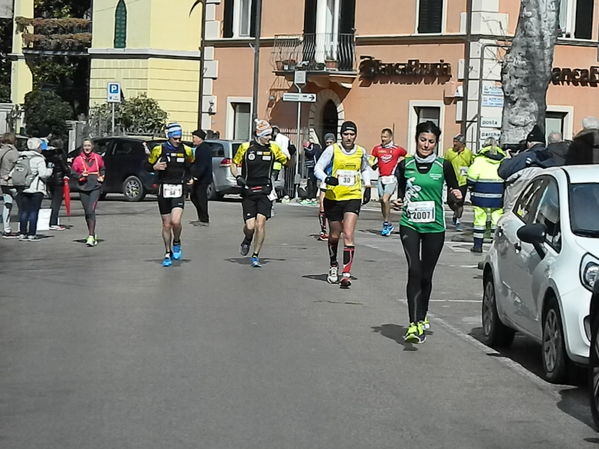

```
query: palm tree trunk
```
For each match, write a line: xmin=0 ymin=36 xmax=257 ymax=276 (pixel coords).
xmin=501 ymin=0 xmax=560 ymax=144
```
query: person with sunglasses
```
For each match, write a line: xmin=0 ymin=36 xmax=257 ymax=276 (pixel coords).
xmin=314 ymin=121 xmax=372 ymax=288
xmin=145 ymin=123 xmax=194 ymax=267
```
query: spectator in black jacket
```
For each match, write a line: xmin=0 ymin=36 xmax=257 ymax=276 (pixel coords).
xmin=43 ymin=138 xmax=70 ymax=231
xmin=190 ymin=129 xmax=212 ymax=225
xmin=303 ymin=139 xmax=322 ymax=200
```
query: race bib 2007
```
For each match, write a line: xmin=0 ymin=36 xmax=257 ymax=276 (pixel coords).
xmin=407 ymin=200 xmax=435 ymax=223
xmin=163 ymin=184 xmax=183 ymax=198
xmin=337 ymin=169 xmax=357 ymax=186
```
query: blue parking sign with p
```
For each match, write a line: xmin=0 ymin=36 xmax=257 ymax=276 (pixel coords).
xmin=107 ymin=82 xmax=121 ymax=103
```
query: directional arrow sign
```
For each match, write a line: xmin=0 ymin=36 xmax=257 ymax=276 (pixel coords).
xmin=283 ymin=93 xmax=317 ymax=103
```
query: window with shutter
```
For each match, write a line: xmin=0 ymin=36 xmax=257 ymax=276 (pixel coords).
xmin=574 ymin=0 xmax=593 ymax=39
xmin=114 ymin=0 xmax=127 ymax=48
xmin=223 ymin=0 xmax=234 ymax=38
xmin=417 ymin=0 xmax=443 ymax=34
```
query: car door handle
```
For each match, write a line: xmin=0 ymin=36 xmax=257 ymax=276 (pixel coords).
xmin=514 ymin=241 xmax=522 ymax=252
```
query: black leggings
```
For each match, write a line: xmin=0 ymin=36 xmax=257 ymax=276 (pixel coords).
xmin=80 ymin=189 xmax=100 ymax=235
xmin=400 ymin=227 xmax=445 ymax=323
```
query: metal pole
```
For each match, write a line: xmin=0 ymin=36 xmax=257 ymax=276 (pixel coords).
xmin=251 ymin=0 xmax=263 ymax=125
xmin=461 ymin=0 xmax=473 ymax=139
xmin=197 ymin=0 xmax=207 ymax=129
xmin=295 ymin=87 xmax=302 ymax=198
xmin=111 ymin=102 xmax=115 ymax=135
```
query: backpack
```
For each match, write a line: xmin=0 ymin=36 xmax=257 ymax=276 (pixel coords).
xmin=10 ymin=154 xmax=35 ymax=188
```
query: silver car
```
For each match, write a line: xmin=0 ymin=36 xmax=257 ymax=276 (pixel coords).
xmin=205 ymin=139 xmax=285 ymax=200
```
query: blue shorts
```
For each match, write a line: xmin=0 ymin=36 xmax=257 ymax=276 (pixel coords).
xmin=377 ymin=178 xmax=397 ymax=197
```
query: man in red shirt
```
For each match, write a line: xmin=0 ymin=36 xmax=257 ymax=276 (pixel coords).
xmin=370 ymin=128 xmax=407 ymax=236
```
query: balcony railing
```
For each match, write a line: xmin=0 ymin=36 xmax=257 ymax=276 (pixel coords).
xmin=272 ymin=33 xmax=356 ymax=73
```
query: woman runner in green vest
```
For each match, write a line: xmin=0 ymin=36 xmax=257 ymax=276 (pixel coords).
xmin=394 ymin=121 xmax=462 ymax=344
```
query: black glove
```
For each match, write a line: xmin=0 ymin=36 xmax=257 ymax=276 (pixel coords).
xmin=236 ymin=176 xmax=247 ymax=188
xmin=362 ymin=188 xmax=371 ymax=205
xmin=324 ymin=176 xmax=339 ymax=186
xmin=371 ymin=162 xmax=379 ymax=170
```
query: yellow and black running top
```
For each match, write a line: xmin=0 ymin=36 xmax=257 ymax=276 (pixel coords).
xmin=233 ymin=141 xmax=288 ymax=187
xmin=146 ymin=142 xmax=194 ymax=184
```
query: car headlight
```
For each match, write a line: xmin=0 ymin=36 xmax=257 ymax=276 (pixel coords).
xmin=580 ymin=253 xmax=599 ymax=291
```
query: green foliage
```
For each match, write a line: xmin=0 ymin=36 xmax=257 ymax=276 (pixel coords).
xmin=0 ymin=19 xmax=12 ymax=102
xmin=34 ymin=0 xmax=91 ymax=19
xmin=89 ymin=94 xmax=168 ymax=136
xmin=24 ymin=89 xmax=73 ymax=137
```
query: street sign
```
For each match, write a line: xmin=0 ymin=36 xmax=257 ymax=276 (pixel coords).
xmin=294 ymin=71 xmax=307 ymax=86
xmin=480 ymin=128 xmax=502 ymax=140
xmin=482 ymin=85 xmax=503 ymax=96
xmin=481 ymin=117 xmax=502 ymax=128
xmin=481 ymin=95 xmax=504 ymax=108
xmin=283 ymin=93 xmax=317 ymax=103
xmin=107 ymin=82 xmax=122 ymax=103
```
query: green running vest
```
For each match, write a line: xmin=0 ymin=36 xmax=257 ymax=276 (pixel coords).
xmin=400 ymin=157 xmax=446 ymax=233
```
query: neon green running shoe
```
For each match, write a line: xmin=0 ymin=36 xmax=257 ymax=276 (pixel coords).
xmin=416 ymin=321 xmax=427 ymax=343
xmin=404 ymin=323 xmax=420 ymax=343
xmin=422 ymin=317 xmax=430 ymax=330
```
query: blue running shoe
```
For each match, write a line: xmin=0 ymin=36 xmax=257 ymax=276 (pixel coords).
xmin=162 ymin=254 xmax=172 ymax=267
xmin=172 ymin=243 xmax=182 ymax=260
xmin=380 ymin=222 xmax=388 ymax=236
xmin=250 ymin=255 xmax=261 ymax=268
xmin=386 ymin=224 xmax=395 ymax=235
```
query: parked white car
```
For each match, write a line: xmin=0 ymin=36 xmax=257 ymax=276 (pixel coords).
xmin=481 ymin=166 xmax=599 ymax=382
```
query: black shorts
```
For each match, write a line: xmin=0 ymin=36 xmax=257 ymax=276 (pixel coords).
xmin=158 ymin=193 xmax=185 ymax=215
xmin=242 ymin=194 xmax=272 ymax=221
xmin=323 ymin=198 xmax=361 ymax=222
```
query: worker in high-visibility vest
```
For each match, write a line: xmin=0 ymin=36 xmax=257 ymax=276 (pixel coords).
xmin=467 ymin=138 xmax=507 ymax=253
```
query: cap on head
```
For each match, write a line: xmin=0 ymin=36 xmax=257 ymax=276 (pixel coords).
xmin=192 ymin=129 xmax=207 ymax=140
xmin=340 ymin=121 xmax=357 ymax=135
xmin=526 ymin=124 xmax=546 ymax=144
xmin=324 ymin=133 xmax=336 ymax=142
xmin=453 ymin=134 xmax=466 ymax=144
xmin=27 ymin=137 xmax=42 ymax=151
xmin=166 ymin=123 xmax=183 ymax=139
xmin=255 ymin=119 xmax=272 ymax=137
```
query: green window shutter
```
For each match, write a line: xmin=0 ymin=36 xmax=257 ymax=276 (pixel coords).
xmin=114 ymin=0 xmax=127 ymax=48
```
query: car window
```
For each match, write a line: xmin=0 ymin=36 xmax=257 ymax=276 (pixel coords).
xmin=570 ymin=183 xmax=599 ymax=237
xmin=114 ymin=141 xmax=143 ymax=157
xmin=532 ymin=178 xmax=561 ymax=252
xmin=209 ymin=143 xmax=225 ymax=158
xmin=94 ymin=140 xmax=111 ymax=157
xmin=514 ymin=178 xmax=546 ymax=224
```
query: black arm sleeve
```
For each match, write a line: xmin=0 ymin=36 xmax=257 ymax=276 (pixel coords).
xmin=443 ymin=160 xmax=459 ymax=190
xmin=395 ymin=159 xmax=407 ymax=198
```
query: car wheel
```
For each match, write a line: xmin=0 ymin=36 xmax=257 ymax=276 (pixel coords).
xmin=123 ymin=176 xmax=145 ymax=202
xmin=481 ymin=273 xmax=515 ymax=347
xmin=99 ymin=192 xmax=107 ymax=201
xmin=542 ymin=297 xmax=569 ymax=383
xmin=206 ymin=181 xmax=217 ymax=200
xmin=590 ymin=313 xmax=599 ymax=430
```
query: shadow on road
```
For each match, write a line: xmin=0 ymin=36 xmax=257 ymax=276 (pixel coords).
xmin=557 ymin=386 xmax=595 ymax=431
xmin=372 ymin=323 xmax=419 ymax=352
xmin=302 ymin=274 xmax=358 ymax=283
xmin=225 ymin=257 xmax=286 ymax=266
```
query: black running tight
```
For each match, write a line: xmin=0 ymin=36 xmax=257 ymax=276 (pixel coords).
xmin=400 ymin=227 xmax=445 ymax=323
xmin=80 ymin=189 xmax=101 ymax=235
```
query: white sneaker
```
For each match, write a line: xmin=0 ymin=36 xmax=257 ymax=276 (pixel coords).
xmin=327 ymin=265 xmax=339 ymax=284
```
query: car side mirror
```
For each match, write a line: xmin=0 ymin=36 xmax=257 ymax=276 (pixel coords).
xmin=517 ymin=223 xmax=547 ymax=258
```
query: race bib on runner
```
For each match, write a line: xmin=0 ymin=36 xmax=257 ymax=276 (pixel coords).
xmin=460 ymin=166 xmax=468 ymax=177
xmin=337 ymin=169 xmax=357 ymax=186
xmin=407 ymin=201 xmax=436 ymax=223
xmin=380 ymin=175 xmax=396 ymax=184
xmin=163 ymin=184 xmax=183 ymax=198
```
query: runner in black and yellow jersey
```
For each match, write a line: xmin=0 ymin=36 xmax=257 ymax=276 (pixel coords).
xmin=230 ymin=120 xmax=288 ymax=268
xmin=145 ymin=123 xmax=194 ymax=267
xmin=315 ymin=121 xmax=372 ymax=288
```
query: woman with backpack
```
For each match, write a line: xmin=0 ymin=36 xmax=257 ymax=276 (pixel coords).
xmin=72 ymin=139 xmax=105 ymax=247
xmin=17 ymin=138 xmax=53 ymax=241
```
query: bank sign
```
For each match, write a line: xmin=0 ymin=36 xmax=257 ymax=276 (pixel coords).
xmin=551 ymin=66 xmax=599 ymax=86
xmin=359 ymin=56 xmax=451 ymax=81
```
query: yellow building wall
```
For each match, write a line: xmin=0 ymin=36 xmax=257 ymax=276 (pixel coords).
xmin=90 ymin=0 xmax=203 ymax=132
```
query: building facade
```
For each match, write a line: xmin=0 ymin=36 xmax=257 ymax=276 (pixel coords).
xmin=202 ymin=0 xmax=599 ymax=153
xmin=89 ymin=0 xmax=204 ymax=132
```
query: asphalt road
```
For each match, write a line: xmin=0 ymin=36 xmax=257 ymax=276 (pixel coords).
xmin=1 ymin=196 xmax=597 ymax=448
